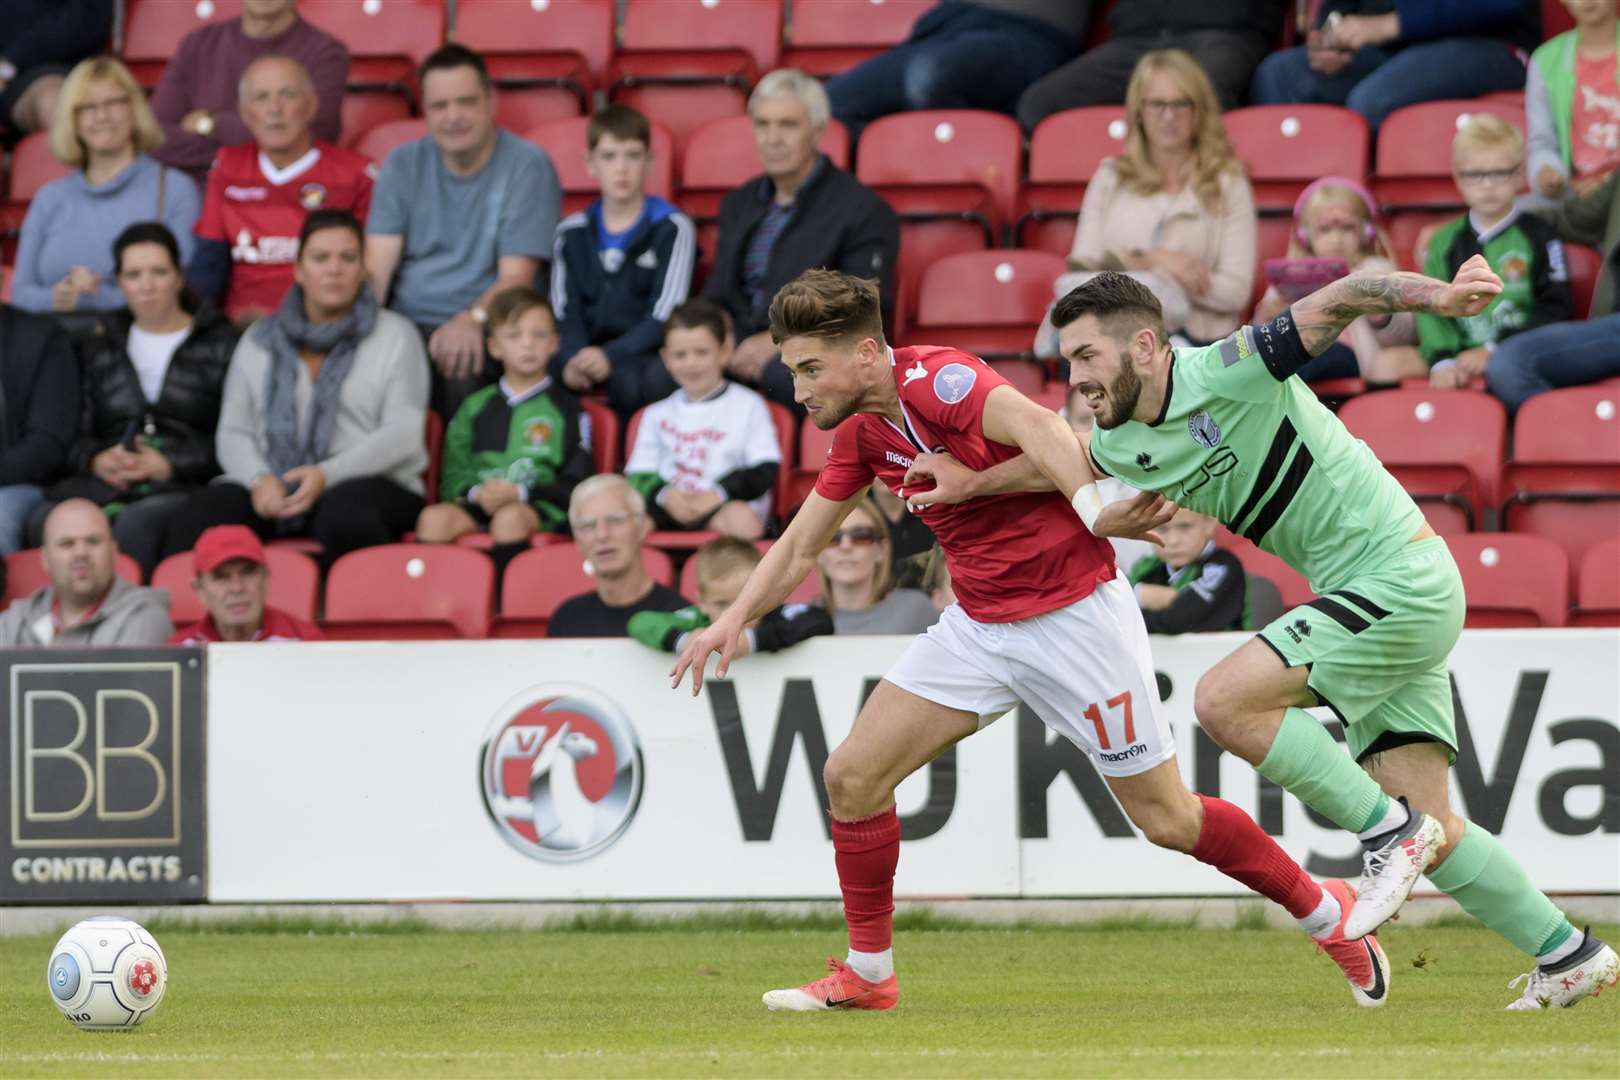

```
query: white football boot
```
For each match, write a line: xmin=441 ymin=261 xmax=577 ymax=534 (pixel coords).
xmin=1506 ymin=929 xmax=1620 ymax=1010
xmin=1343 ymin=798 xmax=1446 ymax=940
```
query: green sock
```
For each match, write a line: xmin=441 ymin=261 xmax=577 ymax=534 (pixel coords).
xmin=1424 ymin=821 xmax=1574 ymax=958
xmin=1256 ymin=708 xmax=1390 ymax=832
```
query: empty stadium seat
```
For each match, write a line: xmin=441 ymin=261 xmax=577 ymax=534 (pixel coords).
xmin=151 ymin=546 xmax=321 ymax=627
xmin=300 ymin=0 xmax=444 ymax=102
xmin=525 ymin=117 xmax=676 ymax=215
xmin=122 ymin=0 xmax=242 ymax=87
xmin=1501 ymin=385 xmax=1620 ymax=572
xmin=781 ymin=418 xmax=840 ymax=516
xmin=355 ymin=118 xmax=428 ymax=165
xmin=679 ymin=540 xmax=823 ymax=603
xmin=4 ymin=550 xmax=142 ymax=608
xmin=492 ymin=543 xmax=676 ymax=637
xmin=322 ymin=544 xmax=494 ymax=639
xmin=1016 ymin=106 xmax=1127 ymax=254
xmin=781 ymin=0 xmax=930 ymax=76
xmin=340 ymin=92 xmax=412 ymax=148
xmin=1373 ymin=99 xmax=1525 ymax=209
xmin=1338 ymin=388 xmax=1506 ymax=527
xmin=2 ymin=133 xmax=71 ymax=249
xmin=1215 ymin=528 xmax=1314 ymax=609
xmin=1571 ymin=535 xmax=1620 ymax=627
xmin=911 ymin=250 xmax=1065 ymax=360
xmin=455 ymin=0 xmax=614 ymax=131
xmin=678 ymin=115 xmax=849 ymax=221
xmin=1224 ymin=105 xmax=1370 ymax=212
xmin=1447 ymin=533 xmax=1568 ymax=628
xmin=580 ymin=397 xmax=622 ymax=473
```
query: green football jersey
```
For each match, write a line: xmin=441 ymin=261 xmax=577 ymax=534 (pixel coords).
xmin=1090 ymin=327 xmax=1425 ymax=595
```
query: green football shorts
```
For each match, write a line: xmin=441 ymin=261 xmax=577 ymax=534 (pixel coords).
xmin=1257 ymin=536 xmax=1466 ymax=762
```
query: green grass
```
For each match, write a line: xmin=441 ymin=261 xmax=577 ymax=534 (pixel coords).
xmin=1 ymin=917 xmax=1616 ymax=1078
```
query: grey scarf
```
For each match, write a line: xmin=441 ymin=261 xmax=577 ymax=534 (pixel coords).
xmin=257 ymin=283 xmax=378 ymax=478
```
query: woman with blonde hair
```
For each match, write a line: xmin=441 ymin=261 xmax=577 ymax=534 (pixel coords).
xmin=1037 ymin=49 xmax=1256 ymax=353
xmin=12 ymin=57 xmax=200 ymax=316
xmin=817 ymin=493 xmax=938 ymax=636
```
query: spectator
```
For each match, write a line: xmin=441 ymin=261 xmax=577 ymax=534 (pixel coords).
xmin=1062 ymin=384 xmax=1154 ymax=576
xmin=0 ymin=279 xmax=80 ymax=554
xmin=704 ymin=69 xmax=899 ymax=411
xmin=628 ymin=536 xmax=832 ymax=655
xmin=1127 ymin=506 xmax=1246 ymax=634
xmin=12 ymin=58 xmax=201 ymax=318
xmin=1423 ymin=115 xmax=1573 ymax=389
xmin=1491 ymin=172 xmax=1620 ymax=412
xmin=1528 ymin=0 xmax=1620 ymax=206
xmin=415 ymin=287 xmax=591 ymax=573
xmin=39 ymin=224 xmax=238 ymax=577
xmin=551 ymin=104 xmax=695 ymax=417
xmin=1017 ymin=0 xmax=1281 ymax=131
xmin=547 ymin=474 xmax=688 ymax=638
xmin=188 ymin=54 xmax=375 ymax=327
xmin=827 ymin=1 xmax=1087 ymax=141
xmin=167 ymin=525 xmax=322 ymax=643
xmin=867 ymin=480 xmax=937 ymax=588
xmin=367 ymin=45 xmax=561 ymax=419
xmin=160 ymin=209 xmax=429 ymax=563
xmin=817 ymin=496 xmax=939 ymax=635
xmin=1252 ymin=178 xmax=1423 ymax=382
xmin=0 ymin=499 xmax=171 ymax=646
xmin=1036 ymin=49 xmax=1255 ymax=353
xmin=1250 ymin=0 xmax=1538 ymax=132
xmin=0 ymin=1 xmax=112 ymax=135
xmin=151 ymin=0 xmax=347 ymax=180
xmin=625 ymin=300 xmax=780 ymax=541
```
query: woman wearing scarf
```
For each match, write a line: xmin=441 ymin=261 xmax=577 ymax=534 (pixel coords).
xmin=158 ymin=209 xmax=428 ymax=564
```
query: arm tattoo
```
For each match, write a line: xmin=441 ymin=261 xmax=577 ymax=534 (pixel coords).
xmin=1294 ymin=270 xmax=1444 ymax=356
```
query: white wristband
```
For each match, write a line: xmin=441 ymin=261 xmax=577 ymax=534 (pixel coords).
xmin=1070 ymin=483 xmax=1103 ymax=532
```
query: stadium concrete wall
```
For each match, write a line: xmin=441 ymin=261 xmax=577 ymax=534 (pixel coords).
xmin=201 ymin=631 xmax=1619 ymax=902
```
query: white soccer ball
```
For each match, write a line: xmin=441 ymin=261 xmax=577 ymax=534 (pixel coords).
xmin=46 ymin=917 xmax=167 ymax=1030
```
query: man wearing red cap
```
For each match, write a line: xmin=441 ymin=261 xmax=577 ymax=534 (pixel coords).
xmin=168 ymin=525 xmax=322 ymax=644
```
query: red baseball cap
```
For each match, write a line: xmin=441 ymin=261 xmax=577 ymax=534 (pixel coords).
xmin=193 ymin=526 xmax=268 ymax=576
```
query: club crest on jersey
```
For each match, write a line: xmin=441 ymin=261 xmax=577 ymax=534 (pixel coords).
xmin=297 ymin=182 xmax=328 ymax=209
xmin=1187 ymin=410 xmax=1222 ymax=449
xmin=933 ymin=362 xmax=976 ymax=404
xmin=525 ymin=418 xmax=554 ymax=446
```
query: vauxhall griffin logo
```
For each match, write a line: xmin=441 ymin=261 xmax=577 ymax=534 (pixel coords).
xmin=478 ymin=685 xmax=644 ymax=862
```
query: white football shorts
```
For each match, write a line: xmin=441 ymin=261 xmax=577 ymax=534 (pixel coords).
xmin=884 ymin=576 xmax=1174 ymax=778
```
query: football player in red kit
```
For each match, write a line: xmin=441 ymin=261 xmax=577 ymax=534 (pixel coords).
xmin=673 ymin=270 xmax=1392 ymax=1012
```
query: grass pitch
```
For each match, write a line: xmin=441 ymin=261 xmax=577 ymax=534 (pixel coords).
xmin=0 ymin=912 xmax=1616 ymax=1078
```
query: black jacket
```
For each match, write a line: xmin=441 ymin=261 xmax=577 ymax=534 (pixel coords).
xmin=71 ymin=308 xmax=239 ymax=484
xmin=1128 ymin=545 xmax=1247 ymax=635
xmin=704 ymin=157 xmax=900 ymax=340
xmin=0 ymin=304 xmax=80 ymax=486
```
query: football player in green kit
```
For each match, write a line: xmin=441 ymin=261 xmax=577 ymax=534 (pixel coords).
xmin=903 ymin=255 xmax=1618 ymax=1010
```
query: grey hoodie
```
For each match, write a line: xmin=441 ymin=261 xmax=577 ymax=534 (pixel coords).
xmin=0 ymin=576 xmax=173 ymax=647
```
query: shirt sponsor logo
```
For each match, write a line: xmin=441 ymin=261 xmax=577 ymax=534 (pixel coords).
xmin=231 ymin=229 xmax=297 ymax=265
xmin=1187 ymin=410 xmax=1222 ymax=449
xmin=933 ymin=362 xmax=976 ymax=404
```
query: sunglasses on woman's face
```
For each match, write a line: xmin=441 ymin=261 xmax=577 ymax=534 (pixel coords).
xmin=830 ymin=527 xmax=882 ymax=547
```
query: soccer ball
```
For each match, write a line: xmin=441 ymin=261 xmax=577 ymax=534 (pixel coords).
xmin=46 ymin=916 xmax=167 ymax=1030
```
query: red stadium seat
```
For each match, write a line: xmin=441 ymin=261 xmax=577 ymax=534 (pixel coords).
xmin=609 ymin=0 xmax=783 ymax=153
xmin=1373 ymin=99 xmax=1525 ymax=209
xmin=354 ymin=118 xmax=428 ymax=165
xmin=455 ymin=0 xmax=614 ymax=130
xmin=122 ymin=0 xmax=242 ymax=88
xmin=782 ymin=418 xmax=840 ymax=517
xmin=1016 ymin=107 xmax=1127 ymax=254
xmin=322 ymin=544 xmax=494 ymax=639
xmin=1542 ymin=0 xmax=1576 ymax=37
xmin=1224 ymin=105 xmax=1370 ymax=213
xmin=492 ymin=543 xmax=676 ymax=637
xmin=678 ymin=115 xmax=849 ymax=222
xmin=1501 ymin=385 xmax=1620 ymax=572
xmin=4 ymin=550 xmax=142 ymax=608
xmin=1571 ymin=535 xmax=1620 ymax=627
xmin=524 ymin=117 xmax=676 ymax=215
xmin=679 ymin=540 xmax=823 ymax=603
xmin=781 ymin=0 xmax=930 ymax=76
xmin=152 ymin=546 xmax=321 ymax=626
xmin=1215 ymin=528 xmax=1314 ymax=609
xmin=423 ymin=409 xmax=444 ymax=503
xmin=2 ymin=133 xmax=71 ymax=249
xmin=912 ymin=250 xmax=1065 ymax=359
xmin=1338 ymin=388 xmax=1506 ymax=527
xmin=1565 ymin=242 xmax=1601 ymax=320
xmin=580 ymin=396 xmax=622 ymax=473
xmin=299 ymin=0 xmax=444 ymax=101
xmin=1448 ymin=533 xmax=1569 ymax=628
xmin=340 ymin=92 xmax=412 ymax=148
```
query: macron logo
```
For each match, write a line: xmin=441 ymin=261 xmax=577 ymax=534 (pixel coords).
xmin=903 ymin=362 xmax=927 ymax=386
xmin=884 ymin=450 xmax=914 ymax=469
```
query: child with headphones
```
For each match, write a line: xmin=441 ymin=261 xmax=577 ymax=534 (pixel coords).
xmin=1255 ymin=177 xmax=1424 ymax=384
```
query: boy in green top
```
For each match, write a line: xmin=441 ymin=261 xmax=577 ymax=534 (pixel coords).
xmin=904 ymin=260 xmax=1617 ymax=1009
xmin=415 ymin=287 xmax=593 ymax=573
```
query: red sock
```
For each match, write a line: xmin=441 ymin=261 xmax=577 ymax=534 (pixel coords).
xmin=831 ymin=806 xmax=900 ymax=953
xmin=1190 ymin=794 xmax=1322 ymax=919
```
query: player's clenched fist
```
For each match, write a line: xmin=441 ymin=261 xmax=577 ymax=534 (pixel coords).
xmin=902 ymin=452 xmax=974 ymax=510
xmin=1433 ymin=253 xmax=1504 ymax=318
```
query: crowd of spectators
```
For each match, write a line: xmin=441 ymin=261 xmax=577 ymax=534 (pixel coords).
xmin=0 ymin=1 xmax=1613 ymax=646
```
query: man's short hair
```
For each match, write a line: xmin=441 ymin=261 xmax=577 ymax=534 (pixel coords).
xmin=238 ymin=52 xmax=314 ymax=104
xmin=694 ymin=537 xmax=762 ymax=588
xmin=587 ymin=103 xmax=650 ymax=150
xmin=568 ymin=473 xmax=645 ymax=525
xmin=749 ymin=68 xmax=830 ymax=129
xmin=486 ymin=285 xmax=553 ymax=331
xmin=1050 ymin=271 xmax=1167 ymax=346
xmin=768 ymin=269 xmax=885 ymax=347
xmin=418 ymin=43 xmax=491 ymax=93
xmin=298 ymin=208 xmax=363 ymax=257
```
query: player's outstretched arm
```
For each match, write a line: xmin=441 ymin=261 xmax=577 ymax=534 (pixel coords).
xmin=670 ymin=488 xmax=861 ymax=696
xmin=1291 ymin=252 xmax=1503 ymax=356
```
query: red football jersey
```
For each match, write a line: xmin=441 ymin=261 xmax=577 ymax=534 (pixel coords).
xmin=815 ymin=346 xmax=1115 ymax=623
xmin=195 ymin=141 xmax=375 ymax=321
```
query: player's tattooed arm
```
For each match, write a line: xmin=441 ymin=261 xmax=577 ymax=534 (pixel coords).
xmin=1291 ymin=253 xmax=1504 ymax=356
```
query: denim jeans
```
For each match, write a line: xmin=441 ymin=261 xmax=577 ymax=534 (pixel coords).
xmin=0 ymin=484 xmax=46 ymax=555
xmin=1249 ymin=37 xmax=1526 ymax=130
xmin=1485 ymin=315 xmax=1620 ymax=415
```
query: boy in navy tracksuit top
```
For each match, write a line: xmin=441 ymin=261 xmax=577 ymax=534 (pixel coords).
xmin=550 ymin=104 xmax=697 ymax=418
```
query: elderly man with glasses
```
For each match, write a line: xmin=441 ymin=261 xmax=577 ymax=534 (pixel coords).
xmin=547 ymin=474 xmax=689 ymax=638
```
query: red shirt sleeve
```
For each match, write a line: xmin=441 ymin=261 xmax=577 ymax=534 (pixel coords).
xmin=899 ymin=350 xmax=1009 ymax=437
xmin=194 ymin=165 xmax=227 ymax=242
xmin=812 ymin=419 xmax=874 ymax=502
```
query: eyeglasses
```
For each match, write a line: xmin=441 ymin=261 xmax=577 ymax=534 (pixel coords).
xmin=1456 ymin=164 xmax=1522 ymax=186
xmin=1142 ymin=98 xmax=1195 ymax=116
xmin=573 ymin=512 xmax=636 ymax=535
xmin=830 ymin=527 xmax=882 ymax=548
xmin=75 ymin=96 xmax=131 ymax=117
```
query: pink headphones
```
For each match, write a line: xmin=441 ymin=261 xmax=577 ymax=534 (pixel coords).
xmin=1293 ymin=176 xmax=1381 ymax=249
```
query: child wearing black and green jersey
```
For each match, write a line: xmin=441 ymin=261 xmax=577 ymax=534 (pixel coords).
xmin=1127 ymin=506 xmax=1245 ymax=635
xmin=628 ymin=536 xmax=830 ymax=655
xmin=415 ymin=287 xmax=593 ymax=572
